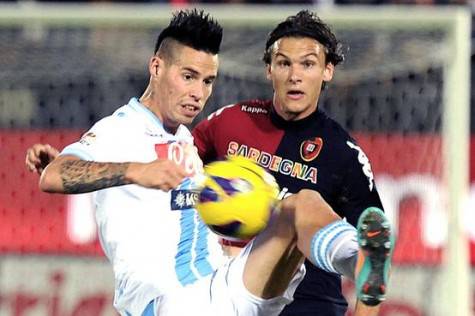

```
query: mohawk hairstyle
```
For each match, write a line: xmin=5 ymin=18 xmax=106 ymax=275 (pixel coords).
xmin=263 ymin=10 xmax=344 ymax=66
xmin=154 ymin=9 xmax=223 ymax=55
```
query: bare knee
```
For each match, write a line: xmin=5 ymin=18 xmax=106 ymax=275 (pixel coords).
xmin=281 ymin=189 xmax=341 ymax=231
xmin=295 ymin=189 xmax=325 ymax=209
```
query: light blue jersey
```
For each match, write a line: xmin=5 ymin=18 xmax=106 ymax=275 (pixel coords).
xmin=62 ymin=98 xmax=225 ymax=316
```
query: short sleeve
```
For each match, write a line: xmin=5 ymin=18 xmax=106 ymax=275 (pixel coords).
xmin=61 ymin=116 xmax=127 ymax=162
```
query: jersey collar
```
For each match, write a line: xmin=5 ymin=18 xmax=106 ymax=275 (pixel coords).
xmin=127 ymin=97 xmax=165 ymax=129
xmin=270 ymin=104 xmax=325 ymax=129
xmin=127 ymin=97 xmax=190 ymax=137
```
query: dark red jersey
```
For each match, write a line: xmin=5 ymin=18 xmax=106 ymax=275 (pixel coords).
xmin=193 ymin=99 xmax=384 ymax=316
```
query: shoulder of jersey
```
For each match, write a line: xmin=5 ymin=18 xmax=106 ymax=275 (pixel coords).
xmin=207 ymin=99 xmax=271 ymax=121
xmin=320 ymin=113 xmax=363 ymax=162
xmin=90 ymin=106 xmax=142 ymax=134
xmin=319 ymin=111 xmax=352 ymax=142
xmin=237 ymin=99 xmax=272 ymax=115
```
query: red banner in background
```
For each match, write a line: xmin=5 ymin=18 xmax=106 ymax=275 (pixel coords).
xmin=1 ymin=130 xmax=474 ymax=264
xmin=0 ymin=131 xmax=102 ymax=256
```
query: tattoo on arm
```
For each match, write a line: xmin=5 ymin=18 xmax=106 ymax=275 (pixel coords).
xmin=60 ymin=160 xmax=131 ymax=194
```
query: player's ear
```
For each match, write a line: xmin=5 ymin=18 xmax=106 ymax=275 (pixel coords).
xmin=265 ymin=64 xmax=272 ymax=81
xmin=149 ymin=56 xmax=162 ymax=77
xmin=323 ymin=62 xmax=334 ymax=82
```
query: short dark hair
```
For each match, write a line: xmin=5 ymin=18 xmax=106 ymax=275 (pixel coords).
xmin=154 ymin=9 xmax=223 ymax=55
xmin=263 ymin=10 xmax=344 ymax=66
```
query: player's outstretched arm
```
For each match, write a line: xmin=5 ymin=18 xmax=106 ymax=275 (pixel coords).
xmin=25 ymin=144 xmax=59 ymax=174
xmin=39 ymin=155 xmax=187 ymax=194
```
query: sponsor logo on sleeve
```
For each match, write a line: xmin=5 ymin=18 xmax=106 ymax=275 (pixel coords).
xmin=346 ymin=141 xmax=375 ymax=191
xmin=79 ymin=132 xmax=96 ymax=146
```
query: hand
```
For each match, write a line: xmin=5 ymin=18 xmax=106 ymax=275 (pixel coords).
xmin=25 ymin=144 xmax=60 ymax=174
xmin=127 ymin=159 xmax=188 ymax=192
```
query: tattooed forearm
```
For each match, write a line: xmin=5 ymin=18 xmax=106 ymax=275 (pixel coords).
xmin=60 ymin=160 xmax=131 ymax=194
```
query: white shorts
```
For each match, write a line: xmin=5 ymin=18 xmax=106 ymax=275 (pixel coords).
xmin=151 ymin=241 xmax=306 ymax=316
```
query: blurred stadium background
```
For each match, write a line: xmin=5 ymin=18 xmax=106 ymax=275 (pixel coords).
xmin=0 ymin=2 xmax=473 ymax=316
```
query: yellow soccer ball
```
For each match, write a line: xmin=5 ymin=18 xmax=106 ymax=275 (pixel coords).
xmin=196 ymin=156 xmax=279 ymax=241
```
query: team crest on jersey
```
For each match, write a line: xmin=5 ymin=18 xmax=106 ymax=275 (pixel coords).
xmin=300 ymin=137 xmax=323 ymax=162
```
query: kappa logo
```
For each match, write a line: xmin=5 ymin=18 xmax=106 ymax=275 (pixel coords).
xmin=300 ymin=137 xmax=323 ymax=162
xmin=241 ymin=105 xmax=268 ymax=114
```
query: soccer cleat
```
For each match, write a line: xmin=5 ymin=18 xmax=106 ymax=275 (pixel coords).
xmin=355 ymin=207 xmax=393 ymax=306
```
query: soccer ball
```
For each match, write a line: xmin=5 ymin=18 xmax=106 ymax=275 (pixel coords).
xmin=196 ymin=156 xmax=280 ymax=241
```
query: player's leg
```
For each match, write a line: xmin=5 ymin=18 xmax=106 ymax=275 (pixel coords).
xmin=243 ymin=189 xmax=392 ymax=305
xmin=209 ymin=239 xmax=306 ymax=316
xmin=309 ymin=205 xmax=392 ymax=306
xmin=243 ymin=189 xmax=340 ymax=298
xmin=241 ymin=202 xmax=305 ymax=299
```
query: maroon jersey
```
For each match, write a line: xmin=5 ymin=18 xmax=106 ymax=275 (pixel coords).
xmin=193 ymin=99 xmax=384 ymax=316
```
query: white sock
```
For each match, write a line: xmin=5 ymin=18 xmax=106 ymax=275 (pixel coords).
xmin=309 ymin=220 xmax=358 ymax=279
